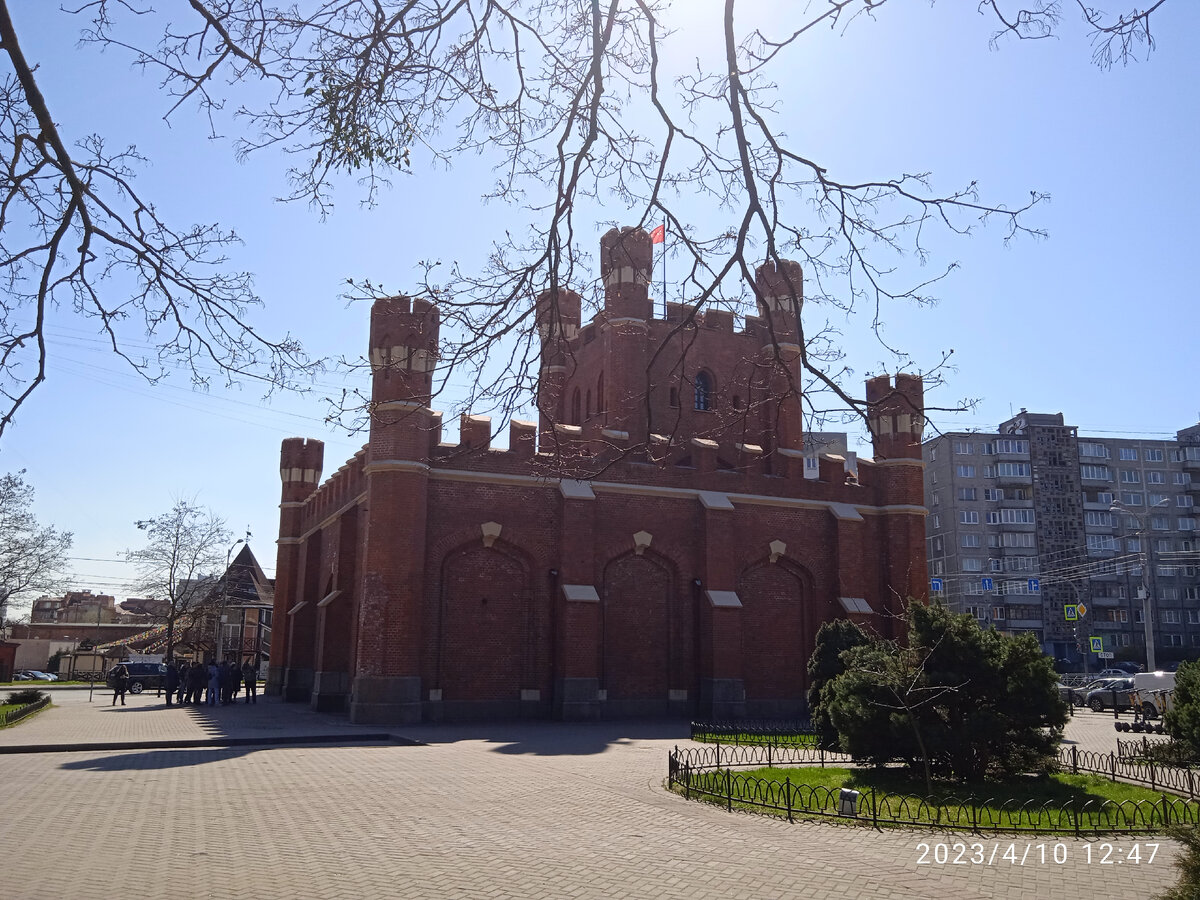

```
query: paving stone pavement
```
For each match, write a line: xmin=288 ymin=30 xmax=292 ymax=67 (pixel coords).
xmin=0 ymin=690 xmax=1186 ymax=899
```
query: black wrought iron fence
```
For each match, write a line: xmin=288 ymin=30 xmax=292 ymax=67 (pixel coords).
xmin=670 ymin=743 xmax=1200 ymax=834
xmin=690 ymin=720 xmax=817 ymax=742
xmin=1 ymin=694 xmax=50 ymax=726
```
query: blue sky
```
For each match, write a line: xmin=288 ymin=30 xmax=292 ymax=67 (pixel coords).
xmin=3 ymin=1 xmax=1198 ymax=609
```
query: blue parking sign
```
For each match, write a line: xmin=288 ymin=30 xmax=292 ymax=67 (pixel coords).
xmin=930 ymin=578 xmax=943 ymax=592
xmin=1028 ymin=578 xmax=1040 ymax=593
xmin=981 ymin=577 xmax=994 ymax=591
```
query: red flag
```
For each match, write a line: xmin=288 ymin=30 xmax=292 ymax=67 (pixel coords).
xmin=650 ymin=224 xmax=665 ymax=244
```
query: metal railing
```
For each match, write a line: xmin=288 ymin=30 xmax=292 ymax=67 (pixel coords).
xmin=1 ymin=694 xmax=50 ymax=726
xmin=669 ymin=742 xmax=1200 ymax=834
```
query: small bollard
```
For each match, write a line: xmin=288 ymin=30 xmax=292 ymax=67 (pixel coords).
xmin=839 ymin=788 xmax=860 ymax=817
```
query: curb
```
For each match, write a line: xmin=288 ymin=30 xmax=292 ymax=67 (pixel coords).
xmin=0 ymin=732 xmax=425 ymax=755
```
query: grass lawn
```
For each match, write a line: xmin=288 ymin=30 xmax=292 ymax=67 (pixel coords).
xmin=674 ymin=764 xmax=1195 ymax=832
xmin=0 ymin=697 xmax=50 ymax=727
xmin=693 ymin=732 xmax=819 ymax=748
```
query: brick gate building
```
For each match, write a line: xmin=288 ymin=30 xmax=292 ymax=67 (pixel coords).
xmin=270 ymin=227 xmax=928 ymax=724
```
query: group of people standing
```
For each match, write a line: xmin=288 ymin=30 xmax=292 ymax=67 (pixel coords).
xmin=164 ymin=659 xmax=259 ymax=708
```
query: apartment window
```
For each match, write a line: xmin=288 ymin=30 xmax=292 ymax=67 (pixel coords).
xmin=1164 ymin=610 xmax=1182 ymax=624
xmin=1087 ymin=534 xmax=1118 ymax=551
xmin=1146 ymin=471 xmax=1165 ymax=484
xmin=929 ymin=446 xmax=937 ymax=461
xmin=932 ymin=514 xmax=941 ymax=529
xmin=960 ymin=511 xmax=979 ymax=525
xmin=983 ymin=465 xmax=995 ymax=478
xmin=1179 ymin=495 xmax=1196 ymax=508
xmin=1122 ymin=493 xmax=1143 ymax=506
xmin=1005 ymin=556 xmax=1036 ymax=571
xmin=995 ymin=462 xmax=1031 ymax=477
xmin=990 ymin=558 xmax=1003 ymax=572
xmin=1119 ymin=633 xmax=1132 ymax=647
xmin=961 ymin=534 xmax=981 ymax=548
xmin=1000 ymin=509 xmax=1035 ymax=524
xmin=1158 ymin=565 xmax=1176 ymax=577
xmin=1080 ymin=442 xmax=1109 ymax=458
xmin=1148 ymin=494 xmax=1168 ymax=507
xmin=1080 ymin=465 xmax=1111 ymax=481
xmin=993 ymin=439 xmax=1028 ymax=454
xmin=1151 ymin=515 xmax=1170 ymax=530
xmin=956 ymin=465 xmax=976 ymax=478
xmin=986 ymin=511 xmax=1001 ymax=525
xmin=1167 ymin=634 xmax=1184 ymax=647
xmin=932 ymin=560 xmax=944 ymax=575
xmin=1161 ymin=588 xmax=1180 ymax=601
xmin=983 ymin=488 xmax=1003 ymax=501
xmin=1107 ymin=609 xmax=1129 ymax=624
xmin=1097 ymin=491 xmax=1115 ymax=505
xmin=991 ymin=607 xmax=1006 ymax=621
xmin=1178 ymin=517 xmax=1197 ymax=530
xmin=1085 ymin=511 xmax=1113 ymax=527
xmin=1124 ymin=516 xmax=1140 ymax=530
xmin=964 ymin=582 xmax=983 ymax=595
xmin=1145 ymin=448 xmax=1164 ymax=462
xmin=1120 ymin=470 xmax=1141 ymax=484
xmin=1120 ymin=448 xmax=1139 ymax=461
xmin=931 ymin=536 xmax=944 ymax=553
xmin=1185 ymin=587 xmax=1200 ymax=602
xmin=987 ymin=534 xmax=1001 ymax=548
xmin=962 ymin=558 xmax=983 ymax=572
xmin=1187 ymin=611 xmax=1200 ymax=626
xmin=1156 ymin=539 xmax=1171 ymax=552
xmin=957 ymin=487 xmax=977 ymax=501
xmin=953 ymin=441 xmax=974 ymax=455
xmin=1135 ymin=608 xmax=1146 ymax=625
xmin=1002 ymin=533 xmax=1036 ymax=548
xmin=1127 ymin=537 xmax=1142 ymax=552
xmin=1175 ymin=472 xmax=1192 ymax=485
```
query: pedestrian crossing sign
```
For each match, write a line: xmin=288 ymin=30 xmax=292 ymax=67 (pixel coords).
xmin=1064 ymin=605 xmax=1078 ymax=621
xmin=1089 ymin=636 xmax=1103 ymax=653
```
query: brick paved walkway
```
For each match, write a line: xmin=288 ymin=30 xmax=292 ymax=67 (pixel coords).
xmin=0 ymin=690 xmax=1185 ymax=899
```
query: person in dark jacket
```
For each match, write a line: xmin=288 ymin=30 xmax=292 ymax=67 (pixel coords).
xmin=164 ymin=660 xmax=180 ymax=708
xmin=188 ymin=661 xmax=207 ymax=705
xmin=241 ymin=660 xmax=258 ymax=704
xmin=110 ymin=665 xmax=129 ymax=706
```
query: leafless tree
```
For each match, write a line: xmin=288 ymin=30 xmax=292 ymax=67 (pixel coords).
xmin=59 ymin=1 xmax=1173 ymax=454
xmin=0 ymin=469 xmax=72 ymax=633
xmin=127 ymin=499 xmax=231 ymax=663
xmin=0 ymin=1 xmax=320 ymax=440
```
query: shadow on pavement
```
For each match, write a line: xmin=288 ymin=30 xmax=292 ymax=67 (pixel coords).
xmin=57 ymin=742 xmax=397 ymax=772
xmin=399 ymin=719 xmax=691 ymax=756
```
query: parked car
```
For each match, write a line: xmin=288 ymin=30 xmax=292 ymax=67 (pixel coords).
xmin=105 ymin=662 xmax=167 ymax=694
xmin=1095 ymin=667 xmax=1136 ymax=678
xmin=15 ymin=669 xmax=57 ymax=681
xmin=1085 ymin=678 xmax=1136 ymax=712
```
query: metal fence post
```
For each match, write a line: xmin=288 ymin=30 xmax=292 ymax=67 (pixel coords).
xmin=785 ymin=776 xmax=793 ymax=823
xmin=1189 ymin=768 xmax=1195 ymax=800
xmin=1072 ymin=746 xmax=1078 ymax=775
xmin=871 ymin=788 xmax=878 ymax=829
xmin=1150 ymin=758 xmax=1156 ymax=792
xmin=820 ymin=744 xmax=825 ymax=768
xmin=767 ymin=742 xmax=772 ymax=770
xmin=685 ymin=763 xmax=691 ymax=801
xmin=1111 ymin=752 xmax=1117 ymax=783
xmin=726 ymin=768 xmax=733 ymax=812
xmin=1163 ymin=793 xmax=1171 ymax=827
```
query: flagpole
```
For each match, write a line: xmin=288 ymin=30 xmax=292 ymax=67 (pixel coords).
xmin=661 ymin=226 xmax=666 ymax=318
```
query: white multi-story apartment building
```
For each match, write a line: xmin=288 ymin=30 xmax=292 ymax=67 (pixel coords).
xmin=924 ymin=411 xmax=1200 ymax=666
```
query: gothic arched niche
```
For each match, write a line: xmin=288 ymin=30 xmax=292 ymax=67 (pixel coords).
xmin=438 ymin=543 xmax=531 ymax=702
xmin=737 ymin=561 xmax=812 ymax=705
xmin=601 ymin=552 xmax=672 ymax=703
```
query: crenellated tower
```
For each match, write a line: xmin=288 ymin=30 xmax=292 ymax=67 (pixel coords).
xmin=866 ymin=373 xmax=925 ymax=461
xmin=269 ymin=437 xmax=323 ymax=695
xmin=600 ymin=226 xmax=654 ymax=444
xmin=535 ymin=287 xmax=582 ymax=449
xmin=351 ymin=295 xmax=440 ymax=724
xmin=753 ymin=259 xmax=804 ymax=453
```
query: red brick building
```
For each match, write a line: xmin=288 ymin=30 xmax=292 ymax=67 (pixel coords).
xmin=270 ymin=227 xmax=927 ymax=724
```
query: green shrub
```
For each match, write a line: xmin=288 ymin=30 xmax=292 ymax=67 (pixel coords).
xmin=822 ymin=600 xmax=1066 ymax=783
xmin=806 ymin=619 xmax=870 ymax=748
xmin=6 ymin=688 xmax=47 ymax=705
xmin=1164 ymin=660 xmax=1200 ymax=757
xmin=1157 ymin=825 xmax=1200 ymax=900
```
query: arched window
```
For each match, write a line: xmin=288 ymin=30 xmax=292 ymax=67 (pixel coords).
xmin=669 ymin=387 xmax=679 ymax=408
xmin=694 ymin=371 xmax=713 ymax=411
xmin=596 ymin=372 xmax=605 ymax=413
xmin=571 ymin=389 xmax=581 ymax=425
xmin=586 ymin=390 xmax=592 ymax=418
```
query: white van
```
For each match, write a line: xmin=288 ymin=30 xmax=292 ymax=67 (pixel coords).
xmin=1133 ymin=671 xmax=1176 ymax=718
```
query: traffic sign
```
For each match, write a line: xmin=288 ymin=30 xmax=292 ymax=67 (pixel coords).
xmin=1098 ymin=651 xmax=1114 ymax=659
xmin=1076 ymin=602 xmax=1087 ymax=617
xmin=1089 ymin=636 xmax=1103 ymax=653
xmin=930 ymin=578 xmax=943 ymax=592
xmin=981 ymin=577 xmax=994 ymax=592
xmin=1028 ymin=578 xmax=1040 ymax=593
xmin=1064 ymin=604 xmax=1078 ymax=621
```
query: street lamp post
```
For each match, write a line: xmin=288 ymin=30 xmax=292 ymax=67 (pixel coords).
xmin=1110 ymin=498 xmax=1170 ymax=672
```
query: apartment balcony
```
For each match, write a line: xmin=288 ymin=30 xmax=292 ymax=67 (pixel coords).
xmin=1006 ymin=619 xmax=1044 ymax=629
xmin=1094 ymin=620 xmax=1130 ymax=630
xmin=1183 ymin=457 xmax=1200 ymax=472
xmin=994 ymin=473 xmax=1034 ymax=487
xmin=1083 ymin=500 xmax=1116 ymax=510
xmin=997 ymin=497 xmax=1035 ymax=509
xmin=1089 ymin=595 xmax=1126 ymax=607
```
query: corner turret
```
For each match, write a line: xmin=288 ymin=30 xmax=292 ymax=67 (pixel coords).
xmin=866 ymin=374 xmax=924 ymax=460
xmin=369 ymin=295 xmax=440 ymax=408
xmin=754 ymin=258 xmax=802 ymax=338
xmin=600 ymin=226 xmax=653 ymax=321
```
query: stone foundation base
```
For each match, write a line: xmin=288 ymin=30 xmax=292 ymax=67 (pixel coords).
xmin=555 ymin=677 xmax=600 ymax=721
xmin=700 ymin=677 xmax=745 ymax=719
xmin=311 ymin=670 xmax=351 ymax=713
xmin=282 ymin=666 xmax=314 ymax=703
xmin=349 ymin=675 xmax=422 ymax=725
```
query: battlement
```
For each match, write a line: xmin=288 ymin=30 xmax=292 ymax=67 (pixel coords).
xmin=280 ymin=437 xmax=324 ymax=484
xmin=370 ymin=295 xmax=440 ymax=407
xmin=866 ymin=373 xmax=925 ymax=460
